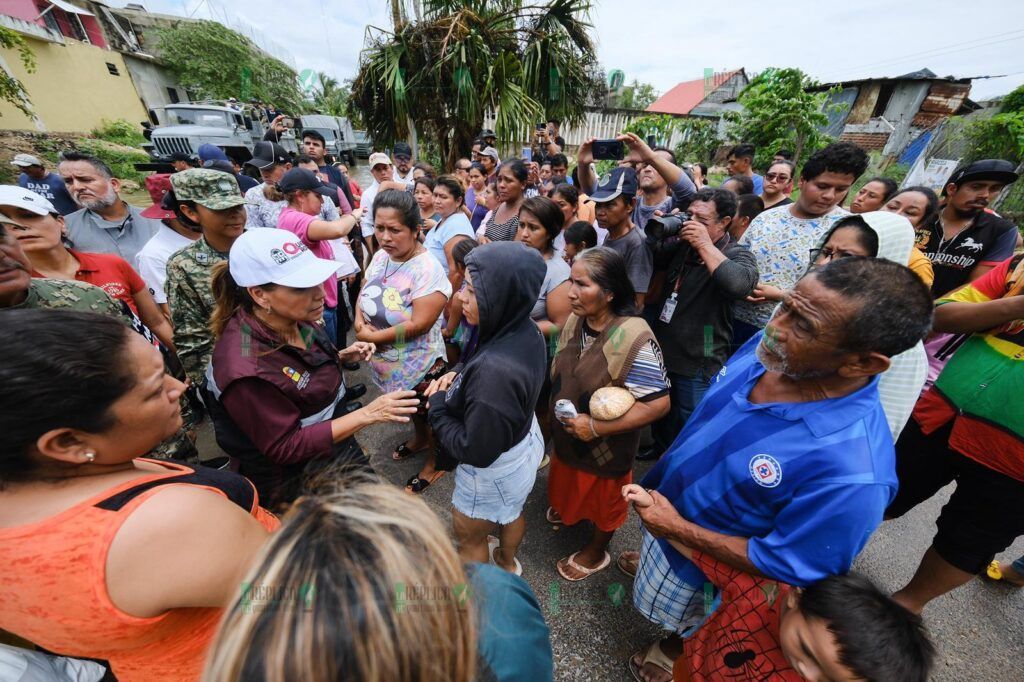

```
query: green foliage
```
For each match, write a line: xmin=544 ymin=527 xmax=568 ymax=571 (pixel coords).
xmin=1000 ymin=84 xmax=1024 ymax=115
xmin=156 ymin=21 xmax=303 ymax=112
xmin=91 ymin=119 xmax=145 ymax=147
xmin=622 ymin=114 xmax=721 ymax=164
xmin=960 ymin=112 xmax=1024 ymax=163
xmin=0 ymin=25 xmax=36 ymax=117
xmin=615 ymin=80 xmax=658 ymax=110
xmin=673 ymin=119 xmax=721 ymax=164
xmin=351 ymin=0 xmax=601 ymax=169
xmin=725 ymin=67 xmax=835 ymax=168
xmin=76 ymin=139 xmax=150 ymax=185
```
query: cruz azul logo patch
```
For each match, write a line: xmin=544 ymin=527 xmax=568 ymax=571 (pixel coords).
xmin=749 ymin=454 xmax=782 ymax=488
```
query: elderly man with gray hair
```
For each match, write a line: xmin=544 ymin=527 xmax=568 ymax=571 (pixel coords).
xmin=59 ymin=151 xmax=162 ymax=264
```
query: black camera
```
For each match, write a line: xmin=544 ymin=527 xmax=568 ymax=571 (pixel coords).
xmin=646 ymin=212 xmax=690 ymax=242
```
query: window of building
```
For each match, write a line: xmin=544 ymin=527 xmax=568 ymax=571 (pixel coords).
xmin=106 ymin=62 xmax=120 ymax=76
xmin=166 ymin=87 xmax=181 ymax=104
xmin=872 ymin=82 xmax=896 ymax=119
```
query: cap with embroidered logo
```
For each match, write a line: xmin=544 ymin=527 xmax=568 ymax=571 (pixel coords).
xmin=589 ymin=166 xmax=638 ymax=203
xmin=0 ymin=185 xmax=57 ymax=215
xmin=228 ymin=227 xmax=341 ymax=288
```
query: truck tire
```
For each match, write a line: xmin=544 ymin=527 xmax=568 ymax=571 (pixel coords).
xmin=346 ymin=151 xmax=356 ymax=166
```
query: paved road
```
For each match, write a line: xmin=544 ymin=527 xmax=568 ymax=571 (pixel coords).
xmin=199 ymin=355 xmax=1023 ymax=681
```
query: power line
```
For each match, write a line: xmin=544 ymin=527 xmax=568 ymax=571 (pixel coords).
xmin=823 ymin=29 xmax=1024 ymax=80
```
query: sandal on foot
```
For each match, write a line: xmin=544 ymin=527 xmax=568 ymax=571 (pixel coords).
xmin=617 ymin=551 xmax=639 ymax=579
xmin=393 ymin=443 xmax=430 ymax=461
xmin=404 ymin=470 xmax=444 ymax=494
xmin=545 ymin=506 xmax=563 ymax=525
xmin=627 ymin=639 xmax=675 ymax=682
xmin=556 ymin=551 xmax=610 ymax=582
xmin=537 ymin=453 xmax=550 ymax=470
xmin=488 ymin=536 xmax=522 ymax=576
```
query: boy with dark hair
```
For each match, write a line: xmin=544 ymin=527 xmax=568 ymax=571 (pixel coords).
xmin=726 ymin=143 xmax=763 ymax=195
xmin=731 ymin=193 xmax=764 ymax=242
xmin=588 ymin=166 xmax=652 ymax=308
xmin=624 ymin=485 xmax=936 ymax=682
xmin=733 ymin=142 xmax=869 ymax=344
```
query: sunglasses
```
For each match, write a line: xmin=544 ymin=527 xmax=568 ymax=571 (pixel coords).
xmin=765 ymin=173 xmax=791 ymax=182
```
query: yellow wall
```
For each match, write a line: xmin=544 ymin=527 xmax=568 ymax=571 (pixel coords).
xmin=0 ymin=37 xmax=148 ymax=133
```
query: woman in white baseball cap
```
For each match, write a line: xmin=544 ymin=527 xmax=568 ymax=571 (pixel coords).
xmin=205 ymin=228 xmax=419 ymax=509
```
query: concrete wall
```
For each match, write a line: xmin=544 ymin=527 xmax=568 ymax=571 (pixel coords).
xmin=0 ymin=36 xmax=148 ymax=133
xmin=123 ymin=55 xmax=188 ymax=117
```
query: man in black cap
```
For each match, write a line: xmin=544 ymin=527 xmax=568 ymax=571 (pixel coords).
xmin=392 ymin=142 xmax=415 ymax=188
xmin=915 ymin=159 xmax=1019 ymax=296
xmin=590 ymin=166 xmax=652 ymax=309
xmin=170 ymin=151 xmax=197 ymax=172
xmin=301 ymin=129 xmax=357 ymax=209
xmin=478 ymin=128 xmax=497 ymax=149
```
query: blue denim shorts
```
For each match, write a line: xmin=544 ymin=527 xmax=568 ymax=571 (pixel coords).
xmin=452 ymin=417 xmax=543 ymax=524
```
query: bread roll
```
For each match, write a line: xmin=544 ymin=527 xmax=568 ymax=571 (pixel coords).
xmin=589 ymin=386 xmax=635 ymax=421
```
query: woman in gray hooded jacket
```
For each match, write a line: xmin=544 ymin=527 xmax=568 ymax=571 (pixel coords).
xmin=425 ymin=242 xmax=548 ymax=575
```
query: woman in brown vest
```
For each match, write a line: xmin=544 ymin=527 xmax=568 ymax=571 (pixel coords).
xmin=548 ymin=248 xmax=670 ymax=581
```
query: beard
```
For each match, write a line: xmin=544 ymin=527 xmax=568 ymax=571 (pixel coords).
xmin=756 ymin=335 xmax=829 ymax=380
xmin=74 ymin=185 xmax=118 ymax=212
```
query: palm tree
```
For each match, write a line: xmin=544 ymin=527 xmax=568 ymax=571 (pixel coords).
xmin=313 ymin=73 xmax=350 ymax=117
xmin=351 ymin=0 xmax=599 ymax=169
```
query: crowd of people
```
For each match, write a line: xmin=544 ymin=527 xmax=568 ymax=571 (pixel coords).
xmin=0 ymin=117 xmax=1021 ymax=682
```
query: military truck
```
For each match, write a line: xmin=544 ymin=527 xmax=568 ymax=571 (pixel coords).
xmin=297 ymin=115 xmax=358 ymax=166
xmin=136 ymin=102 xmax=298 ymax=172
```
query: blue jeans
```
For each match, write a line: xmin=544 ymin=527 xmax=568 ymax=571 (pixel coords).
xmin=322 ymin=306 xmax=338 ymax=347
xmin=652 ymin=371 xmax=711 ymax=454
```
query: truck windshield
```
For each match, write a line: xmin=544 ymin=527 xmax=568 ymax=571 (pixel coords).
xmin=166 ymin=109 xmax=233 ymax=127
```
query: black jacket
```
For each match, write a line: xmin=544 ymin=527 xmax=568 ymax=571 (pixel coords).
xmin=428 ymin=242 xmax=547 ymax=468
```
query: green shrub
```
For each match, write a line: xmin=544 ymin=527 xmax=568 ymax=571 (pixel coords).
xmin=75 ymin=138 xmax=150 ymax=184
xmin=91 ymin=118 xmax=145 ymax=147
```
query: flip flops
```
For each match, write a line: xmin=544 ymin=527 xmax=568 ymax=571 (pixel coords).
xmin=627 ymin=639 xmax=676 ymax=682
xmin=404 ymin=470 xmax=444 ymax=494
xmin=556 ymin=551 xmax=611 ymax=582
xmin=487 ymin=535 xmax=522 ymax=576
xmin=545 ymin=506 xmax=563 ymax=525
xmin=617 ymin=551 xmax=639 ymax=579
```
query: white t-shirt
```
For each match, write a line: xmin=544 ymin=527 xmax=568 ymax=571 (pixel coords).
xmin=360 ymin=181 xmax=380 ymax=238
xmin=135 ymin=225 xmax=197 ymax=304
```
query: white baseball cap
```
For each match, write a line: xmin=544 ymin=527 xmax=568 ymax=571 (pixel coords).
xmin=0 ymin=185 xmax=57 ymax=215
xmin=11 ymin=153 xmax=43 ymax=168
xmin=229 ymin=228 xmax=341 ymax=288
xmin=368 ymin=152 xmax=391 ymax=168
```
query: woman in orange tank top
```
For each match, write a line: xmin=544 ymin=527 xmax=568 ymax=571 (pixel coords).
xmin=0 ymin=310 xmax=279 ymax=681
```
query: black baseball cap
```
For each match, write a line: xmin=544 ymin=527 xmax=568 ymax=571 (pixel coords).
xmin=590 ymin=167 xmax=638 ymax=203
xmin=393 ymin=141 xmax=412 ymax=158
xmin=246 ymin=141 xmax=290 ymax=170
xmin=947 ymin=159 xmax=1018 ymax=187
xmin=277 ymin=167 xmax=335 ymax=197
xmin=170 ymin=151 xmax=193 ymax=162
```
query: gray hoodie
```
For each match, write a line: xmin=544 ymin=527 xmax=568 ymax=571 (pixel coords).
xmin=428 ymin=242 xmax=547 ymax=467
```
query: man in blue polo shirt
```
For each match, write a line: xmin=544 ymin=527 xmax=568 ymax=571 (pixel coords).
xmin=625 ymin=257 xmax=934 ymax=681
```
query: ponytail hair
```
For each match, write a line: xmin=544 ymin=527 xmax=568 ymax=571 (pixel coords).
xmin=210 ymin=261 xmax=277 ymax=338
xmin=262 ymin=184 xmax=302 ymax=204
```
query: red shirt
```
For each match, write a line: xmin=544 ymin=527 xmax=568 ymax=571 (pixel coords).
xmin=31 ymin=250 xmax=146 ymax=315
xmin=677 ymin=552 xmax=801 ymax=681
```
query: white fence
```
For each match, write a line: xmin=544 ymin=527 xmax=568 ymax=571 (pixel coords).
xmin=481 ymin=107 xmax=697 ymax=152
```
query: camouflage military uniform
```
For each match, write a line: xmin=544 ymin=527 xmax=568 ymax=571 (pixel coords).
xmin=165 ymin=168 xmax=246 ymax=386
xmin=166 ymin=236 xmax=228 ymax=385
xmin=11 ymin=278 xmax=200 ymax=463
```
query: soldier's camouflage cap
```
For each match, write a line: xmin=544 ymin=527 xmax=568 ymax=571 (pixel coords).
xmin=170 ymin=168 xmax=245 ymax=210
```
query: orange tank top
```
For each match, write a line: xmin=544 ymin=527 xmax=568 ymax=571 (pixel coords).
xmin=0 ymin=459 xmax=279 ymax=682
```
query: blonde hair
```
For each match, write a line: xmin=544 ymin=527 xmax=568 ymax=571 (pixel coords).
xmin=204 ymin=481 xmax=477 ymax=682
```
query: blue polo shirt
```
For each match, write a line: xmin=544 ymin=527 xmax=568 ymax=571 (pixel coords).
xmin=642 ymin=332 xmax=897 ymax=587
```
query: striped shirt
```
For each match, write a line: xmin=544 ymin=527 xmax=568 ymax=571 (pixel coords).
xmin=580 ymin=327 xmax=669 ymax=399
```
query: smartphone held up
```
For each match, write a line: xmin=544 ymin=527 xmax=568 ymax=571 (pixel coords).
xmin=591 ymin=139 xmax=625 ymax=161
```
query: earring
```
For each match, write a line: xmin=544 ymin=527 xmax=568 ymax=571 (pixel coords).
xmin=83 ymin=451 xmax=95 ymax=463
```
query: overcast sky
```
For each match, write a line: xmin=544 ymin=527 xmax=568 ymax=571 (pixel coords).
xmin=124 ymin=0 xmax=1024 ymax=102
